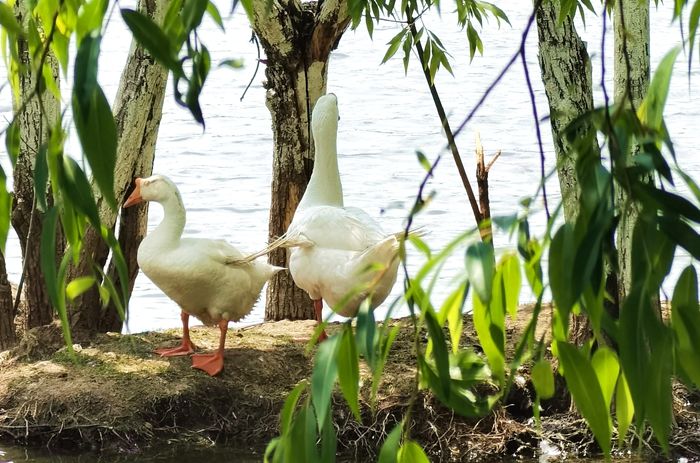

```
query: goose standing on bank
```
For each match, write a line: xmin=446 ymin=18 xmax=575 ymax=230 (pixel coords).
xmin=123 ymin=175 xmax=283 ymax=375
xmin=277 ymin=93 xmax=401 ymax=340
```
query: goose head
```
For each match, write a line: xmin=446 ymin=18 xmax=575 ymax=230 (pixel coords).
xmin=123 ymin=174 xmax=180 ymax=208
xmin=311 ymin=93 xmax=339 ymax=140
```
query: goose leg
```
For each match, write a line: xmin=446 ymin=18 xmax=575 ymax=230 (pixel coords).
xmin=191 ymin=319 xmax=228 ymax=376
xmin=155 ymin=311 xmax=196 ymax=356
xmin=314 ymin=299 xmax=328 ymax=342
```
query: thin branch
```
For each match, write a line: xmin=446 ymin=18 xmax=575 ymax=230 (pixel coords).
xmin=519 ymin=42 xmax=550 ymax=220
xmin=240 ymin=32 xmax=261 ymax=102
xmin=406 ymin=8 xmax=483 ymax=229
xmin=486 ymin=150 xmax=502 ymax=172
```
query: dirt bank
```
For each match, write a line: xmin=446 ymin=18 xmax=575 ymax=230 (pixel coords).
xmin=0 ymin=307 xmax=698 ymax=461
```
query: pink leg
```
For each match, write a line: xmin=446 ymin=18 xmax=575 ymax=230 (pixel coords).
xmin=155 ymin=311 xmax=196 ymax=356
xmin=314 ymin=299 xmax=328 ymax=342
xmin=191 ymin=319 xmax=228 ymax=376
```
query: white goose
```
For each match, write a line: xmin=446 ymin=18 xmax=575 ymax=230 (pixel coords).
xmin=123 ymin=174 xmax=283 ymax=375
xmin=280 ymin=93 xmax=401 ymax=340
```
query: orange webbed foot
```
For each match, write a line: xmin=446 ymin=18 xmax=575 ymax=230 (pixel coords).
xmin=191 ymin=352 xmax=224 ymax=376
xmin=154 ymin=341 xmax=196 ymax=357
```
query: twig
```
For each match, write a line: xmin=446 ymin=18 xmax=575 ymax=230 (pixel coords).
xmin=240 ymin=32 xmax=261 ymax=102
xmin=406 ymin=8 xmax=483 ymax=230
xmin=519 ymin=40 xmax=550 ymax=220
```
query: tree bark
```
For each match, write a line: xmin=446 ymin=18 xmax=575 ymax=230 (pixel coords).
xmin=68 ymin=0 xmax=170 ymax=332
xmin=536 ymin=0 xmax=600 ymax=223
xmin=0 ymin=252 xmax=16 ymax=350
xmin=614 ymin=0 xmax=650 ymax=303
xmin=248 ymin=0 xmax=350 ymax=320
xmin=11 ymin=2 xmax=61 ymax=331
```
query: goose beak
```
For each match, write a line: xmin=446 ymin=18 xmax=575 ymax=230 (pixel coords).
xmin=123 ymin=178 xmax=143 ymax=208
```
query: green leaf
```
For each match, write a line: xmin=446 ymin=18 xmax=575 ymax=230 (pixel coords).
xmin=121 ymin=9 xmax=181 ymax=71
xmin=382 ymin=29 xmax=406 ymax=64
xmin=378 ymin=423 xmax=402 ymax=463
xmin=615 ymin=371 xmax=634 ymax=445
xmin=206 ymin=0 xmax=224 ymax=30
xmin=556 ymin=341 xmax=611 ymax=456
xmin=465 ymin=241 xmax=494 ymax=304
xmin=438 ymin=283 xmax=466 ymax=353
xmin=500 ymin=253 xmax=520 ymax=319
xmin=0 ymin=168 xmax=12 ymax=252
xmin=472 ymin=294 xmax=504 ymax=381
xmin=5 ymin=120 xmax=19 ymax=167
xmin=182 ymin=0 xmax=208 ymax=31
xmin=531 ymin=359 xmax=555 ymax=400
xmin=219 ymin=58 xmax=244 ymax=69
xmin=0 ymin=1 xmax=24 ymax=35
xmin=638 ymin=47 xmax=680 ymax=130
xmin=548 ymin=224 xmax=575 ymax=337
xmin=280 ymin=381 xmax=308 ymax=435
xmin=672 ymin=266 xmax=700 ymax=387
xmin=397 ymin=440 xmax=430 ymax=463
xmin=311 ymin=334 xmax=341 ymax=431
xmin=66 ymin=276 xmax=96 ymax=301
xmin=591 ymin=347 xmax=620 ymax=410
xmin=424 ymin=309 xmax=451 ymax=398
xmin=357 ymin=300 xmax=376 ymax=368
xmin=76 ymin=0 xmax=108 ymax=43
xmin=40 ymin=207 xmax=60 ymax=310
xmin=58 ymin=156 xmax=101 ymax=228
xmin=415 ymin=150 xmax=432 ymax=172
xmin=337 ymin=324 xmax=361 ymax=421
xmin=33 ymin=145 xmax=49 ymax=212
xmin=72 ymin=35 xmax=117 ymax=210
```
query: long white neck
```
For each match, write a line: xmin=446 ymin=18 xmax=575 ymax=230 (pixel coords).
xmin=298 ymin=128 xmax=344 ymax=211
xmin=147 ymin=193 xmax=186 ymax=248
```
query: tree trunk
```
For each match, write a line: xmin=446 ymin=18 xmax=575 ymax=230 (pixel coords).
xmin=11 ymin=2 xmax=61 ymax=331
xmin=0 ymin=252 xmax=16 ymax=350
xmin=536 ymin=0 xmax=599 ymax=223
xmin=248 ymin=0 xmax=350 ymax=320
xmin=614 ymin=0 xmax=650 ymax=303
xmin=68 ymin=0 xmax=170 ymax=333
xmin=536 ymin=1 xmax=604 ymax=345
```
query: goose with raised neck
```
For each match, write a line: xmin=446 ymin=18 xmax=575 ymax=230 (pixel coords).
xmin=124 ymin=174 xmax=283 ymax=376
xmin=296 ymin=93 xmax=343 ymax=212
xmin=284 ymin=94 xmax=400 ymax=342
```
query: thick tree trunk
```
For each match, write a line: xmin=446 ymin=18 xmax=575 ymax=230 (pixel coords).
xmin=68 ymin=0 xmax=170 ymax=332
xmin=248 ymin=0 xmax=349 ymax=320
xmin=0 ymin=252 xmax=16 ymax=350
xmin=11 ymin=3 xmax=61 ymax=331
xmin=536 ymin=0 xmax=599 ymax=223
xmin=614 ymin=0 xmax=650 ymax=303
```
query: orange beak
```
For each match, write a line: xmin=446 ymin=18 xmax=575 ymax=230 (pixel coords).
xmin=123 ymin=178 xmax=143 ymax=208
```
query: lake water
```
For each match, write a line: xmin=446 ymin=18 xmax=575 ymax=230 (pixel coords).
xmin=0 ymin=2 xmax=698 ymax=334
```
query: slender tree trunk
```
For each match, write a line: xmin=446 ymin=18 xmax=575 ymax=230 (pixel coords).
xmin=536 ymin=1 xmax=603 ymax=345
xmin=248 ymin=0 xmax=350 ymax=320
xmin=68 ymin=0 xmax=170 ymax=332
xmin=614 ymin=0 xmax=650 ymax=303
xmin=11 ymin=2 xmax=61 ymax=331
xmin=0 ymin=252 xmax=16 ymax=350
xmin=536 ymin=0 xmax=599 ymax=223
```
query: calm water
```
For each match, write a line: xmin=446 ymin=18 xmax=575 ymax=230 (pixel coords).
xmin=0 ymin=3 xmax=698 ymax=334
xmin=0 ymin=444 xmax=261 ymax=462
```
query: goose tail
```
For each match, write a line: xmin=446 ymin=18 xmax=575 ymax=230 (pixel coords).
xmin=228 ymin=233 xmax=314 ymax=265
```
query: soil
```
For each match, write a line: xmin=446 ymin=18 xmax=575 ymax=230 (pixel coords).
xmin=0 ymin=306 xmax=698 ymax=462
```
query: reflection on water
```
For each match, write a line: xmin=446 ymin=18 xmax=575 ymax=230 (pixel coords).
xmin=0 ymin=444 xmax=260 ymax=463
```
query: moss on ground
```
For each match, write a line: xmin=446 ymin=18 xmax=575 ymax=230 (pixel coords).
xmin=0 ymin=310 xmax=697 ymax=462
